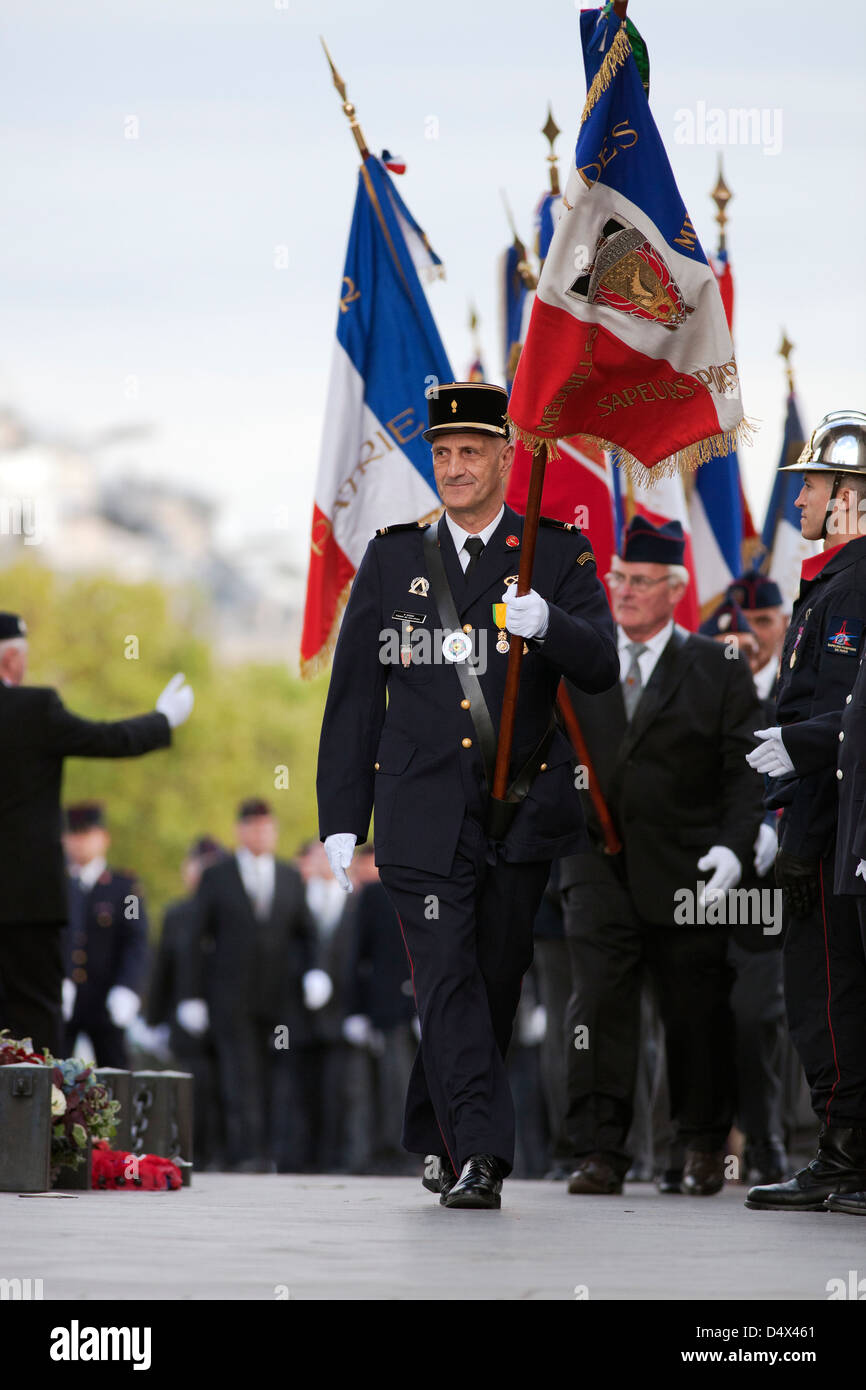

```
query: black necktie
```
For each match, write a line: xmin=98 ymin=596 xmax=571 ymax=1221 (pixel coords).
xmin=463 ymin=536 xmax=484 ymax=579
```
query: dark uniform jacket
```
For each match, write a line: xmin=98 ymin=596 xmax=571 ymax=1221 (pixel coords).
xmin=768 ymin=535 xmax=866 ymax=862
xmin=559 ymin=626 xmax=765 ymax=925
xmin=63 ymin=867 xmax=150 ymax=1025
xmin=148 ymin=898 xmax=210 ymax=1053
xmin=317 ymin=505 xmax=619 ymax=876
xmin=343 ymin=880 xmax=416 ymax=1032
xmin=181 ymin=856 xmax=317 ymax=1043
xmin=0 ymin=683 xmax=171 ymax=925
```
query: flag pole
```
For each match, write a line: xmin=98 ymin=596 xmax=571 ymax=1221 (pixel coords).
xmin=320 ymin=37 xmax=370 ymax=161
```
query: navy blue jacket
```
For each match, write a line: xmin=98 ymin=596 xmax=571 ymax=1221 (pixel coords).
xmin=64 ymin=867 xmax=150 ymax=1024
xmin=317 ymin=505 xmax=619 ymax=876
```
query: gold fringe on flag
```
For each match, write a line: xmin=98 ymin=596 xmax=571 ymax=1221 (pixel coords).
xmin=579 ymin=23 xmax=632 ymax=127
xmin=299 ymin=577 xmax=353 ymax=681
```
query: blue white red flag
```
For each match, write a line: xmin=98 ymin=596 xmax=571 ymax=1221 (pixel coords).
xmin=508 ymin=7 xmax=749 ymax=478
xmin=760 ymin=390 xmax=819 ymax=607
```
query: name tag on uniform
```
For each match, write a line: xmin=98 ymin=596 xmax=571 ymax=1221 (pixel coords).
xmin=391 ymin=611 xmax=427 ymax=624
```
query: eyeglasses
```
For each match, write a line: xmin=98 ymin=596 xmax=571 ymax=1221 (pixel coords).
xmin=606 ymin=571 xmax=671 ymax=592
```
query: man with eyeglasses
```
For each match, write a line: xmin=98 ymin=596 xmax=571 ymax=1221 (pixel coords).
xmin=558 ymin=515 xmax=765 ymax=1198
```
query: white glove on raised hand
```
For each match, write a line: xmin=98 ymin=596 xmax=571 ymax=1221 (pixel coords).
xmin=754 ymin=821 xmax=778 ymax=878
xmin=697 ymin=845 xmax=742 ymax=907
xmin=156 ymin=672 xmax=195 ymax=728
xmin=342 ymin=1014 xmax=372 ymax=1048
xmin=324 ymin=833 xmax=357 ymax=892
xmin=857 ymin=860 xmax=866 ymax=883
xmin=176 ymin=998 xmax=209 ymax=1036
xmin=106 ymin=985 xmax=140 ymax=1029
xmin=302 ymin=969 xmax=333 ymax=1011
xmin=502 ymin=583 xmax=549 ymax=640
xmin=746 ymin=727 xmax=795 ymax=777
xmin=62 ymin=979 xmax=76 ymax=1022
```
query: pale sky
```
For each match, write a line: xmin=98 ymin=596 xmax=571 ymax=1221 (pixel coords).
xmin=2 ymin=0 xmax=864 ymax=558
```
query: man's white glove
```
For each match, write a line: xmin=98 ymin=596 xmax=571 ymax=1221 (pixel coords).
xmin=302 ymin=969 xmax=333 ymax=1011
xmin=156 ymin=672 xmax=195 ymax=729
xmin=342 ymin=1014 xmax=372 ymax=1047
xmin=857 ymin=860 xmax=866 ymax=883
xmin=502 ymin=583 xmax=549 ymax=640
xmin=324 ymin=833 xmax=357 ymax=892
xmin=518 ymin=1004 xmax=547 ymax=1047
xmin=62 ymin=979 xmax=76 ymax=1022
xmin=697 ymin=845 xmax=742 ymax=907
xmin=746 ymin=727 xmax=795 ymax=777
xmin=754 ymin=821 xmax=778 ymax=878
xmin=106 ymin=985 xmax=140 ymax=1029
xmin=176 ymin=998 xmax=209 ymax=1036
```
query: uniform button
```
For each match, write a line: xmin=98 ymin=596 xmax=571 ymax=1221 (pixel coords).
xmin=461 ymin=737 xmax=472 ymax=748
xmin=540 ymin=762 xmax=548 ymax=771
xmin=72 ymin=967 xmax=87 ymax=984
xmin=839 ymin=731 xmax=845 ymax=742
xmin=460 ymin=698 xmax=471 ymax=709
xmin=374 ymin=762 xmax=380 ymax=770
xmin=462 ymin=624 xmax=472 ymax=634
xmin=837 ymin=769 xmax=844 ymax=780
xmin=71 ymin=949 xmax=87 ymax=965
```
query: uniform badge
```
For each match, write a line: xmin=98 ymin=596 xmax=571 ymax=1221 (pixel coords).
xmin=504 ymin=575 xmax=518 ymax=587
xmin=441 ymin=630 xmax=473 ymax=663
xmin=408 ymin=576 xmax=429 ymax=597
xmin=505 ymin=535 xmax=520 ymax=548
xmin=826 ymin=616 xmax=862 ymax=658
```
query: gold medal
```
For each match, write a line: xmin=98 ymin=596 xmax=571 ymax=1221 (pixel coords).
xmin=492 ymin=602 xmax=509 ymax=654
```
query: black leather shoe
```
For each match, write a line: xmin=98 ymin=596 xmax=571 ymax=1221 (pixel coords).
xmin=442 ymin=1154 xmax=503 ymax=1209
xmin=745 ymin=1126 xmax=866 ymax=1211
xmin=657 ymin=1168 xmax=683 ymax=1194
xmin=682 ymin=1149 xmax=725 ymax=1196
xmin=826 ymin=1190 xmax=866 ymax=1215
xmin=422 ymin=1154 xmax=457 ymax=1197
xmin=744 ymin=1139 xmax=790 ymax=1186
xmin=567 ymin=1155 xmax=623 ymax=1195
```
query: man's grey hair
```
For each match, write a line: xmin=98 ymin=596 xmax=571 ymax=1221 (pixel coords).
xmin=667 ymin=564 xmax=689 ymax=588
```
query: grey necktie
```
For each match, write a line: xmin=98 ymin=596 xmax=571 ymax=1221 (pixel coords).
xmin=622 ymin=641 xmax=648 ymax=720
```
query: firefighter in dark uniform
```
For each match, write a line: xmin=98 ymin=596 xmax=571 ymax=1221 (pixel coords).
xmin=317 ymin=382 xmax=618 ymax=1209
xmin=744 ymin=410 xmax=866 ymax=1210
xmin=62 ymin=801 xmax=151 ymax=1067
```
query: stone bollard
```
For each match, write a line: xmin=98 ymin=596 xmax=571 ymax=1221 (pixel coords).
xmin=0 ymin=1064 xmax=52 ymax=1192
xmin=130 ymin=1071 xmax=194 ymax=1186
xmin=93 ymin=1068 xmax=133 ymax=1150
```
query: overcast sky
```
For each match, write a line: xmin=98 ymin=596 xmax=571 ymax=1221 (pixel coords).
xmin=2 ymin=0 xmax=864 ymax=557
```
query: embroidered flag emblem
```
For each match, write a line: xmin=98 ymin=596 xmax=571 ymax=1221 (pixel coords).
xmin=826 ymin=616 xmax=863 ymax=658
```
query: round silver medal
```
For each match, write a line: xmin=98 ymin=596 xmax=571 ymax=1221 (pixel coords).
xmin=441 ymin=630 xmax=473 ymax=664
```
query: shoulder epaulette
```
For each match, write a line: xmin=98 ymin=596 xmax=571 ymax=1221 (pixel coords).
xmin=376 ymin=521 xmax=431 ymax=537
xmin=539 ymin=515 xmax=576 ymax=533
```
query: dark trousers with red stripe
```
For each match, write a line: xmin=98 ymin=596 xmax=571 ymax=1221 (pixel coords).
xmin=782 ymin=852 xmax=866 ymax=1127
xmin=378 ymin=816 xmax=550 ymax=1177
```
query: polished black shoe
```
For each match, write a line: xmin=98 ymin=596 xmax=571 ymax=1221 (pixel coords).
xmin=441 ymin=1154 xmax=503 ymax=1209
xmin=657 ymin=1168 xmax=683 ymax=1194
xmin=422 ymin=1154 xmax=457 ymax=1198
xmin=826 ymin=1190 xmax=866 ymax=1215
xmin=567 ymin=1155 xmax=623 ymax=1195
xmin=682 ymin=1149 xmax=726 ymax=1196
xmin=745 ymin=1127 xmax=866 ymax=1211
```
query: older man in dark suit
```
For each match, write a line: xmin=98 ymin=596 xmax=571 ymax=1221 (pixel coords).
xmin=561 ymin=517 xmax=764 ymax=1198
xmin=0 ymin=611 xmax=192 ymax=1054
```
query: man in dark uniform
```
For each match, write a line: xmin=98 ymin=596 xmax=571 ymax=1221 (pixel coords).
xmin=317 ymin=381 xmax=619 ymax=1209
xmin=744 ymin=410 xmax=866 ymax=1210
xmin=0 ymin=611 xmax=193 ymax=1055
xmin=61 ymin=802 xmax=150 ymax=1067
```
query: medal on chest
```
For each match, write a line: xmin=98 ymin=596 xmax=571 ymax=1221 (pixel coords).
xmin=789 ymin=608 xmax=812 ymax=669
xmin=441 ymin=630 xmax=473 ymax=663
xmin=492 ymin=602 xmax=510 ymax=654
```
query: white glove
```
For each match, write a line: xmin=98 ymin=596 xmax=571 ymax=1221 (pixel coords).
xmin=106 ymin=984 xmax=140 ymax=1029
xmin=697 ymin=845 xmax=742 ymax=907
xmin=518 ymin=1004 xmax=547 ymax=1047
xmin=61 ymin=979 xmax=76 ymax=1022
xmin=746 ymin=727 xmax=795 ymax=777
xmin=302 ymin=968 xmax=333 ymax=1011
xmin=754 ymin=821 xmax=778 ymax=878
xmin=176 ymin=998 xmax=209 ymax=1036
xmin=857 ymin=860 xmax=866 ymax=883
xmin=324 ymin=833 xmax=357 ymax=892
xmin=156 ymin=672 xmax=194 ymax=729
xmin=342 ymin=1014 xmax=372 ymax=1047
xmin=502 ymin=583 xmax=549 ymax=640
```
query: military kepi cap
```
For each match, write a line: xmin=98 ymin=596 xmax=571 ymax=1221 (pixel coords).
xmin=0 ymin=612 xmax=27 ymax=640
xmin=620 ymin=515 xmax=686 ymax=566
xmin=65 ymin=801 xmax=106 ymax=833
xmin=423 ymin=381 xmax=509 ymax=442
xmin=725 ymin=572 xmax=783 ymax=611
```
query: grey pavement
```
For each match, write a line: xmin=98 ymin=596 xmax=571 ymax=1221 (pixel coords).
xmin=1 ymin=1176 xmax=863 ymax=1300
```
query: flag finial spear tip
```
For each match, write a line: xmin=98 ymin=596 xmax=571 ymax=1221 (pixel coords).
xmin=320 ymin=35 xmax=369 ymax=160
xmin=541 ymin=105 xmax=561 ymax=195
xmin=710 ymin=156 xmax=733 ymax=252
xmin=778 ymin=330 xmax=796 ymax=392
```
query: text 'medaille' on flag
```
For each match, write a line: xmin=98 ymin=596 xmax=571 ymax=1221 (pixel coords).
xmin=507 ymin=5 xmax=751 ymax=481
xmin=300 ymin=154 xmax=452 ymax=676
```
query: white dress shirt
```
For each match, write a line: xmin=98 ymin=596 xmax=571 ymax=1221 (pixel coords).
xmin=617 ymin=620 xmax=675 ymax=687
xmin=236 ymin=848 xmax=275 ymax=920
xmin=70 ymin=855 xmax=107 ymax=892
xmin=753 ymin=656 xmax=778 ymax=702
xmin=445 ymin=505 xmax=505 ymax=571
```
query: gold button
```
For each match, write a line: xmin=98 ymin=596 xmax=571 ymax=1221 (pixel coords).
xmin=72 ymin=967 xmax=87 ymax=984
xmin=540 ymin=762 xmax=548 ymax=771
xmin=460 ymin=698 xmax=471 ymax=709
xmin=374 ymin=762 xmax=380 ymax=770
xmin=462 ymin=623 xmax=472 ymax=634
xmin=71 ymin=949 xmax=87 ymax=965
xmin=836 ymin=769 xmax=844 ymax=780
xmin=461 ymin=737 xmax=472 ymax=748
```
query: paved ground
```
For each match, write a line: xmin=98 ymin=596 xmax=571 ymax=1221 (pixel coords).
xmin=1 ymin=1175 xmax=862 ymax=1300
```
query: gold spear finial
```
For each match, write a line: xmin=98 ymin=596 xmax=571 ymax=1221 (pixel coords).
xmin=710 ymin=155 xmax=733 ymax=254
xmin=541 ymin=104 xmax=561 ymax=196
xmin=320 ymin=36 xmax=369 ymax=160
xmin=778 ymin=330 xmax=796 ymax=394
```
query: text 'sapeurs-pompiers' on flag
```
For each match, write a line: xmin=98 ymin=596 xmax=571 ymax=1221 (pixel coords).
xmin=300 ymin=155 xmax=452 ymax=676
xmin=508 ymin=6 xmax=750 ymax=479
